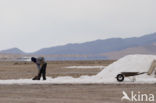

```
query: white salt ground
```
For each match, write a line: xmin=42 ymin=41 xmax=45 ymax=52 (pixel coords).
xmin=0 ymin=54 xmax=156 ymax=84
xmin=65 ymin=66 xmax=105 ymax=69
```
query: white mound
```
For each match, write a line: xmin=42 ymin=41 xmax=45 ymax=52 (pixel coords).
xmin=0 ymin=54 xmax=156 ymax=84
xmin=65 ymin=66 xmax=105 ymax=69
xmin=96 ymin=54 xmax=156 ymax=82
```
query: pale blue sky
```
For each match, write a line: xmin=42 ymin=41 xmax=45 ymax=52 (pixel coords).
xmin=0 ymin=0 xmax=156 ymax=52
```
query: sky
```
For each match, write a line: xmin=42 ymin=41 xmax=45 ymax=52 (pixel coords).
xmin=0 ymin=0 xmax=156 ymax=52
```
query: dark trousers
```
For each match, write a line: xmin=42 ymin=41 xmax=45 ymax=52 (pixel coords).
xmin=37 ymin=63 xmax=47 ymax=80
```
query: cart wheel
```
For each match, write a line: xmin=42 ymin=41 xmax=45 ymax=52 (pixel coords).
xmin=116 ymin=74 xmax=124 ymax=82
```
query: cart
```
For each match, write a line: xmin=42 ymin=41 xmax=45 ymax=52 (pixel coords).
xmin=116 ymin=72 xmax=147 ymax=82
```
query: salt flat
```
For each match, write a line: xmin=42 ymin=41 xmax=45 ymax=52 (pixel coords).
xmin=0 ymin=55 xmax=155 ymax=84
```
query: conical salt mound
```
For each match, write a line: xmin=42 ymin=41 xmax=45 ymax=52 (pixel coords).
xmin=96 ymin=54 xmax=156 ymax=82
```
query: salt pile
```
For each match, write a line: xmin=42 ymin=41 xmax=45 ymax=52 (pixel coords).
xmin=96 ymin=54 xmax=156 ymax=82
xmin=0 ymin=54 xmax=156 ymax=84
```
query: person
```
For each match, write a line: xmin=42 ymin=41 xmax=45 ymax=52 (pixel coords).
xmin=31 ymin=57 xmax=47 ymax=80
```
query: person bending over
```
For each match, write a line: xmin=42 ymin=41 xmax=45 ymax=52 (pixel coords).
xmin=31 ymin=57 xmax=47 ymax=80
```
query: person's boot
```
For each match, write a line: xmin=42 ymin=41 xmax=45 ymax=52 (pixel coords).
xmin=32 ymin=76 xmax=40 ymax=80
xmin=43 ymin=77 xmax=46 ymax=80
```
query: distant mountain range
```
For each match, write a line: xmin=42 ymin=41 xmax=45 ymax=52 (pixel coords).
xmin=0 ymin=32 xmax=156 ymax=60
xmin=0 ymin=48 xmax=24 ymax=54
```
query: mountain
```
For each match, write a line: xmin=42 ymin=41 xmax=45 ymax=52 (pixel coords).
xmin=34 ymin=33 xmax=156 ymax=55
xmin=102 ymin=44 xmax=156 ymax=59
xmin=0 ymin=48 xmax=25 ymax=54
xmin=0 ymin=33 xmax=156 ymax=60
